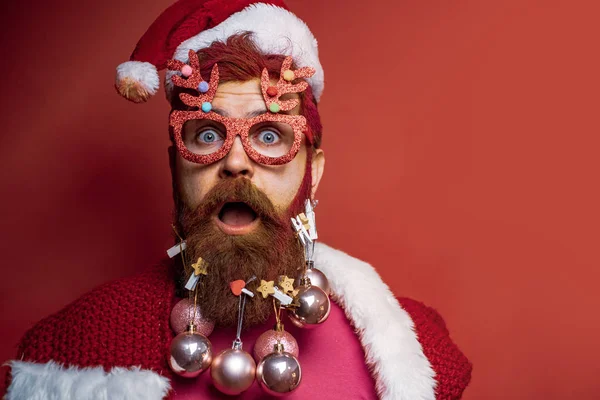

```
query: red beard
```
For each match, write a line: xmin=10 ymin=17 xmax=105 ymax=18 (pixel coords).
xmin=176 ymin=177 xmax=308 ymax=327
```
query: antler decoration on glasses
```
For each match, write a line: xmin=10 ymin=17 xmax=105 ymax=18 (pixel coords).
xmin=261 ymin=56 xmax=316 ymax=113
xmin=167 ymin=50 xmax=219 ymax=112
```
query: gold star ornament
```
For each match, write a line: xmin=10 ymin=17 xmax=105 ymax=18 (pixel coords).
xmin=298 ymin=213 xmax=310 ymax=231
xmin=256 ymin=280 xmax=275 ymax=298
xmin=191 ymin=257 xmax=208 ymax=276
xmin=279 ymin=275 xmax=295 ymax=294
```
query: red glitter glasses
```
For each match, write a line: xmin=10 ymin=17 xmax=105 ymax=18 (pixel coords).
xmin=168 ymin=51 xmax=316 ymax=166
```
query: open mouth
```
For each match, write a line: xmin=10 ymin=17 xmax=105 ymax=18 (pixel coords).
xmin=215 ymin=202 xmax=259 ymax=235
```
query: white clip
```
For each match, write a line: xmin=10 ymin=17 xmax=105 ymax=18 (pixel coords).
xmin=241 ymin=288 xmax=255 ymax=297
xmin=291 ymin=216 xmax=312 ymax=247
xmin=184 ymin=273 xmax=200 ymax=291
xmin=304 ymin=199 xmax=318 ymax=240
xmin=270 ymin=287 xmax=293 ymax=306
xmin=167 ymin=241 xmax=187 ymax=258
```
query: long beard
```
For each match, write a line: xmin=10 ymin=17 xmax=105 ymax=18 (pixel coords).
xmin=177 ymin=178 xmax=306 ymax=327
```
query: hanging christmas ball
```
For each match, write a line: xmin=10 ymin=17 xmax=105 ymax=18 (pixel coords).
xmin=253 ymin=323 xmax=299 ymax=361
xmin=210 ymin=346 xmax=256 ymax=395
xmin=168 ymin=327 xmax=213 ymax=378
xmin=256 ymin=343 xmax=302 ymax=396
xmin=170 ymin=298 xmax=215 ymax=336
xmin=287 ymin=283 xmax=331 ymax=328
xmin=295 ymin=268 xmax=330 ymax=295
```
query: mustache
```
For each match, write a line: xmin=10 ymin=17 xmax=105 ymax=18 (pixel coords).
xmin=192 ymin=178 xmax=281 ymax=224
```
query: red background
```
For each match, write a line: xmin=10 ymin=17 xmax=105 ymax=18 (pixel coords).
xmin=1 ymin=0 xmax=599 ymax=398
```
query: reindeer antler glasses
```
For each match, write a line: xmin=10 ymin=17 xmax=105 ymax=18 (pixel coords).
xmin=168 ymin=51 xmax=316 ymax=166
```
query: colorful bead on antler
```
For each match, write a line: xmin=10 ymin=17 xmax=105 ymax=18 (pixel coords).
xmin=261 ymin=56 xmax=316 ymax=113
xmin=167 ymin=50 xmax=219 ymax=111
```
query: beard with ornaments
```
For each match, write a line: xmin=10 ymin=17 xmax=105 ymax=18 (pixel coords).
xmin=167 ymin=148 xmax=330 ymax=396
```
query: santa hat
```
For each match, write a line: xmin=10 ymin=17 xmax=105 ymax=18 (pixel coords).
xmin=115 ymin=0 xmax=324 ymax=103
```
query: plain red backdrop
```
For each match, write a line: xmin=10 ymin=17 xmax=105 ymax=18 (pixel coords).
xmin=1 ymin=0 xmax=599 ymax=398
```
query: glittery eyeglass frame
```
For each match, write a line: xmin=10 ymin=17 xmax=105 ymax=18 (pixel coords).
xmin=168 ymin=51 xmax=316 ymax=166
xmin=170 ymin=110 xmax=307 ymax=165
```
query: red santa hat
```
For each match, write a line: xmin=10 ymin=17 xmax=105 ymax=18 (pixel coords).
xmin=115 ymin=0 xmax=324 ymax=103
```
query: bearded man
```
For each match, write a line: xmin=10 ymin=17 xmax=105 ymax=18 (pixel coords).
xmin=4 ymin=1 xmax=472 ymax=399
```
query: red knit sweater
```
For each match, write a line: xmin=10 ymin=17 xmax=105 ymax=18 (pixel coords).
xmin=8 ymin=261 xmax=472 ymax=399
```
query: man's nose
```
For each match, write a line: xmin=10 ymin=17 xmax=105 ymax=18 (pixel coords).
xmin=219 ymin=137 xmax=254 ymax=178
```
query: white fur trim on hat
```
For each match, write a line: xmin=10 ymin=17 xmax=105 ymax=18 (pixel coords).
xmin=4 ymin=360 xmax=171 ymax=400
xmin=166 ymin=3 xmax=324 ymax=101
xmin=314 ymin=243 xmax=437 ymax=400
xmin=116 ymin=61 xmax=160 ymax=103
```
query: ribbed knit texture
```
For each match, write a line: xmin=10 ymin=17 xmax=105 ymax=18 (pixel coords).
xmin=398 ymin=297 xmax=473 ymax=399
xmin=10 ymin=262 xmax=471 ymax=399
xmin=16 ymin=263 xmax=177 ymax=376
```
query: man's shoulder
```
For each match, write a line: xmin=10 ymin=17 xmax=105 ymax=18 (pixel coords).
xmin=397 ymin=296 xmax=473 ymax=398
xmin=16 ymin=262 xmax=176 ymax=369
xmin=315 ymin=242 xmax=472 ymax=399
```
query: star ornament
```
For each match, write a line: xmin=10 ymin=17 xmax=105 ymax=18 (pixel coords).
xmin=298 ymin=213 xmax=310 ymax=231
xmin=191 ymin=257 xmax=208 ymax=276
xmin=256 ymin=280 xmax=275 ymax=298
xmin=278 ymin=276 xmax=295 ymax=294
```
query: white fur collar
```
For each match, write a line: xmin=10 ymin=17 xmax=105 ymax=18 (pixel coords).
xmin=314 ymin=243 xmax=437 ymax=400
xmin=4 ymin=360 xmax=171 ymax=400
xmin=5 ymin=243 xmax=435 ymax=400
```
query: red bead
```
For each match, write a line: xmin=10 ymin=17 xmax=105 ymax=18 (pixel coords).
xmin=266 ymin=86 xmax=278 ymax=97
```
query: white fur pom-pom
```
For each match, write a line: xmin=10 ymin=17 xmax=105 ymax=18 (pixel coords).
xmin=115 ymin=61 xmax=160 ymax=103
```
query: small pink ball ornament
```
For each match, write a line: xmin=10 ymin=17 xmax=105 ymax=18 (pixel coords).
xmin=294 ymin=266 xmax=330 ymax=295
xmin=253 ymin=322 xmax=299 ymax=361
xmin=170 ymin=298 xmax=215 ymax=336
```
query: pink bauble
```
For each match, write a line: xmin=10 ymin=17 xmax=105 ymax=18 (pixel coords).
xmin=253 ymin=329 xmax=299 ymax=362
xmin=295 ymin=268 xmax=331 ymax=295
xmin=170 ymin=298 xmax=215 ymax=336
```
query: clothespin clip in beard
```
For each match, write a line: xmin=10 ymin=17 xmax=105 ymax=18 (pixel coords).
xmin=273 ymin=275 xmax=296 ymax=306
xmin=167 ymin=241 xmax=187 ymax=258
xmin=256 ymin=277 xmax=295 ymax=306
xmin=304 ymin=199 xmax=318 ymax=241
xmin=272 ymin=287 xmax=294 ymax=306
xmin=185 ymin=257 xmax=208 ymax=291
xmin=291 ymin=215 xmax=312 ymax=248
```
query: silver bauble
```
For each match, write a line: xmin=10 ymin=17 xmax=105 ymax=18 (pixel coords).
xmin=210 ymin=348 xmax=256 ymax=395
xmin=294 ymin=268 xmax=330 ymax=295
xmin=287 ymin=283 xmax=331 ymax=328
xmin=256 ymin=344 xmax=302 ymax=396
xmin=168 ymin=330 xmax=212 ymax=378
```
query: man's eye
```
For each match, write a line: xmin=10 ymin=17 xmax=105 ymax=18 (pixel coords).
xmin=257 ymin=129 xmax=281 ymax=145
xmin=197 ymin=129 xmax=222 ymax=143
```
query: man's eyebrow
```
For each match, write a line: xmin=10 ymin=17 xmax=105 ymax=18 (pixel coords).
xmin=211 ymin=107 xmax=291 ymax=118
xmin=244 ymin=109 xmax=268 ymax=118
xmin=210 ymin=107 xmax=230 ymax=117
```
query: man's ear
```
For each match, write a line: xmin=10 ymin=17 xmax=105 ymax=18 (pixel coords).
xmin=310 ymin=148 xmax=325 ymax=199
